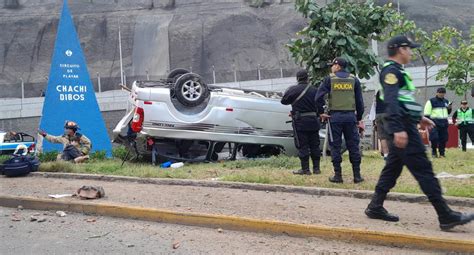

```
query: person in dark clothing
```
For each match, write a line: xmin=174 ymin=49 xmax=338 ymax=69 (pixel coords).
xmin=452 ymin=100 xmax=474 ymax=151
xmin=424 ymin=87 xmax=452 ymax=157
xmin=281 ymin=69 xmax=322 ymax=175
xmin=365 ymin=35 xmax=473 ymax=230
xmin=315 ymin=57 xmax=365 ymax=183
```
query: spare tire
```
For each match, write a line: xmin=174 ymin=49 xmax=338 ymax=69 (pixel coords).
xmin=167 ymin=68 xmax=190 ymax=82
xmin=175 ymin=73 xmax=209 ymax=107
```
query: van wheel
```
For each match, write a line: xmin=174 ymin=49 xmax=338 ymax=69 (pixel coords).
xmin=175 ymin=73 xmax=209 ymax=107
xmin=167 ymin=68 xmax=190 ymax=82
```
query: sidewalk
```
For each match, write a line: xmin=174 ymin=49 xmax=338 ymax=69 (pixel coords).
xmin=0 ymin=175 xmax=473 ymax=243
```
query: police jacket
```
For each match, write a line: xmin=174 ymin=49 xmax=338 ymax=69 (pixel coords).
xmin=315 ymin=71 xmax=364 ymax=122
xmin=281 ymin=81 xmax=321 ymax=131
xmin=424 ymin=96 xmax=451 ymax=127
xmin=380 ymin=60 xmax=425 ymax=153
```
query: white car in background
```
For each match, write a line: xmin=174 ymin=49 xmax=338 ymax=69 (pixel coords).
xmin=0 ymin=131 xmax=36 ymax=155
xmin=113 ymin=69 xmax=344 ymax=163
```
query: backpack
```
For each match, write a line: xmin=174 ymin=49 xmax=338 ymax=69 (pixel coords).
xmin=0 ymin=155 xmax=40 ymax=177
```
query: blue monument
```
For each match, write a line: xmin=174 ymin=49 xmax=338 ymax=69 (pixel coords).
xmin=39 ymin=1 xmax=112 ymax=157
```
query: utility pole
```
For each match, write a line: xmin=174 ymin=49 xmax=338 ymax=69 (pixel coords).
xmin=118 ymin=19 xmax=124 ymax=86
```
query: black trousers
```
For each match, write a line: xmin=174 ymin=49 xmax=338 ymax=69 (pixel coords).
xmin=296 ymin=130 xmax=320 ymax=159
xmin=459 ymin=124 xmax=474 ymax=151
xmin=329 ymin=121 xmax=361 ymax=170
xmin=61 ymin=145 xmax=82 ymax=161
xmin=374 ymin=145 xmax=443 ymax=204
xmin=429 ymin=126 xmax=448 ymax=156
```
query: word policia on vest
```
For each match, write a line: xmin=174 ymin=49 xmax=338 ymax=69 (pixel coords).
xmin=332 ymin=83 xmax=354 ymax=90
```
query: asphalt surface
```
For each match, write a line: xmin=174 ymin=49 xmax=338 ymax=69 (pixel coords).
xmin=0 ymin=207 xmax=439 ymax=255
xmin=0 ymin=175 xmax=473 ymax=242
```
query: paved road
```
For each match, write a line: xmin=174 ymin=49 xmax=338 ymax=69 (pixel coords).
xmin=1 ymin=176 xmax=473 ymax=241
xmin=0 ymin=207 xmax=435 ymax=255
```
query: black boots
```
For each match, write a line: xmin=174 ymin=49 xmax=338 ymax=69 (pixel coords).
xmin=329 ymin=167 xmax=343 ymax=183
xmin=311 ymin=153 xmax=321 ymax=174
xmin=353 ymin=166 xmax=364 ymax=183
xmin=365 ymin=192 xmax=399 ymax=222
xmin=293 ymin=156 xmax=311 ymax=175
xmin=433 ymin=200 xmax=474 ymax=230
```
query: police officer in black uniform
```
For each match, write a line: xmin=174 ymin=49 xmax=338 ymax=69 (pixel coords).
xmin=315 ymin=58 xmax=365 ymax=183
xmin=365 ymin=35 xmax=473 ymax=230
xmin=281 ymin=69 xmax=321 ymax=175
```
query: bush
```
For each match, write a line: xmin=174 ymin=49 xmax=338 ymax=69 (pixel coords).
xmin=39 ymin=161 xmax=75 ymax=173
xmin=38 ymin=151 xmax=59 ymax=162
xmin=0 ymin=155 xmax=10 ymax=164
xmin=112 ymin=146 xmax=129 ymax=161
xmin=89 ymin=150 xmax=107 ymax=161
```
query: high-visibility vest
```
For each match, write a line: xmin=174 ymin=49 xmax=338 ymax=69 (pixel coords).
xmin=379 ymin=61 xmax=422 ymax=122
xmin=457 ymin=108 xmax=474 ymax=125
xmin=424 ymin=98 xmax=450 ymax=120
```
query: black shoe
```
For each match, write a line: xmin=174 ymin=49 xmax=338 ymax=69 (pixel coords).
xmin=354 ymin=177 xmax=365 ymax=183
xmin=439 ymin=211 xmax=474 ymax=230
xmin=329 ymin=175 xmax=343 ymax=183
xmin=365 ymin=207 xmax=399 ymax=222
xmin=313 ymin=168 xmax=321 ymax=175
xmin=293 ymin=169 xmax=311 ymax=175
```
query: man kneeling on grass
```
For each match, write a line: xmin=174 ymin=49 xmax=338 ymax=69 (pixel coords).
xmin=38 ymin=120 xmax=91 ymax=163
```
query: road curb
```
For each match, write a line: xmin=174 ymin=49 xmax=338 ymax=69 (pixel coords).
xmin=30 ymin=172 xmax=474 ymax=208
xmin=1 ymin=195 xmax=473 ymax=253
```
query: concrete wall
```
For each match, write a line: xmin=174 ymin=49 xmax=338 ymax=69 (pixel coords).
xmin=0 ymin=110 xmax=126 ymax=139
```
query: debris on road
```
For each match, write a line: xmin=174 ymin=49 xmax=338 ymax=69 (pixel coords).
xmin=17 ymin=205 xmax=23 ymax=210
xmin=217 ymin=228 xmax=223 ymax=233
xmin=56 ymin=211 xmax=67 ymax=217
xmin=436 ymin=172 xmax=474 ymax=179
xmin=48 ymin=194 xmax=74 ymax=199
xmin=76 ymin=185 xmax=105 ymax=199
xmin=172 ymin=241 xmax=180 ymax=249
xmin=88 ymin=232 xmax=110 ymax=239
xmin=86 ymin=218 xmax=97 ymax=223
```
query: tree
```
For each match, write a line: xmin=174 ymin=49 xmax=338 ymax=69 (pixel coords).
xmin=385 ymin=13 xmax=461 ymax=101
xmin=436 ymin=27 xmax=474 ymax=98
xmin=287 ymin=0 xmax=397 ymax=83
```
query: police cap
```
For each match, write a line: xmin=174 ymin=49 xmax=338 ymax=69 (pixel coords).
xmin=387 ymin=35 xmax=421 ymax=49
xmin=296 ymin=69 xmax=308 ymax=82
xmin=328 ymin=57 xmax=348 ymax=68
xmin=436 ymin=87 xmax=447 ymax=93
xmin=461 ymin=100 xmax=468 ymax=105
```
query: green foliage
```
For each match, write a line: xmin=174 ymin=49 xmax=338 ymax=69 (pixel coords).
xmin=221 ymin=156 xmax=299 ymax=169
xmin=436 ymin=27 xmax=474 ymax=97
xmin=38 ymin=151 xmax=59 ymax=162
xmin=112 ymin=146 xmax=129 ymax=161
xmin=384 ymin=14 xmax=464 ymax=99
xmin=39 ymin=161 xmax=75 ymax=173
xmin=89 ymin=150 xmax=107 ymax=161
xmin=288 ymin=0 xmax=397 ymax=82
xmin=0 ymin=155 xmax=10 ymax=164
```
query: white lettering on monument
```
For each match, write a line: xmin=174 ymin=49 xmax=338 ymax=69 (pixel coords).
xmin=57 ymin=63 xmax=87 ymax=101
